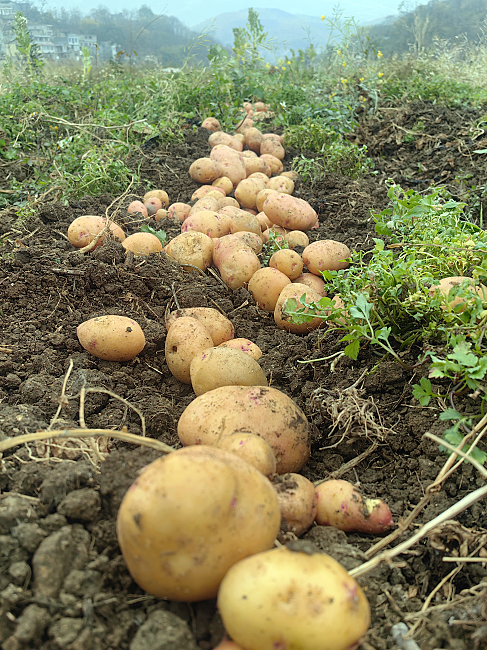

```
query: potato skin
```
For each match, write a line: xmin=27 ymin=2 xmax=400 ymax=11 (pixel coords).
xmin=165 ymin=317 xmax=214 ymax=383
xmin=190 ymin=347 xmax=267 ymax=396
xmin=122 ymin=233 xmax=163 ymax=256
xmin=303 ymin=240 xmax=351 ymax=274
xmin=248 ymin=267 xmax=291 ymax=312
xmin=218 ymin=338 xmax=263 ymax=360
xmin=215 ymin=432 xmax=276 ymax=476
xmin=116 ymin=446 xmax=281 ymax=602
xmin=429 ymin=276 xmax=487 ymax=312
xmin=189 ymin=157 xmax=223 ymax=184
xmin=274 ymin=283 xmax=323 ymax=334
xmin=177 ymin=385 xmax=310 ymax=473
xmin=77 ymin=315 xmax=145 ymax=361
xmin=271 ymin=473 xmax=317 ymax=536
xmin=166 ymin=307 xmax=234 ymax=347
xmin=263 ymin=193 xmax=317 ymax=231
xmin=269 ymin=249 xmax=304 ymax=280
xmin=67 ymin=215 xmax=125 ymax=249
xmin=201 ymin=117 xmax=221 ymax=131
xmin=217 ymin=546 xmax=370 ymax=650
xmin=167 ymin=202 xmax=191 ymax=221
xmin=143 ymin=190 xmax=169 ymax=208
xmin=293 ymin=273 xmax=326 ymax=296
xmin=164 ymin=232 xmax=213 ymax=272
xmin=210 ymin=146 xmax=247 ymax=188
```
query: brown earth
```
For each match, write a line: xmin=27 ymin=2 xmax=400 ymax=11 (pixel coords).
xmin=0 ymin=105 xmax=486 ymax=650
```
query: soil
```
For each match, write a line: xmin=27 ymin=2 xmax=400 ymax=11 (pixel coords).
xmin=1 ymin=103 xmax=487 ymax=650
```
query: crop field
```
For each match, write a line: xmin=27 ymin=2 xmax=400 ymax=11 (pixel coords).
xmin=2 ymin=12 xmax=487 ymax=650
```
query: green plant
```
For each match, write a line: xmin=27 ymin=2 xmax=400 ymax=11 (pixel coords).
xmin=140 ymin=223 xmax=167 ymax=244
xmin=12 ymin=12 xmax=44 ymax=81
xmin=261 ymin=229 xmax=289 ymax=266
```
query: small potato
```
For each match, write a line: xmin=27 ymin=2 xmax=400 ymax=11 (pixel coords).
xmin=217 ymin=547 xmax=370 ymax=650
xmin=67 ymin=215 xmax=125 ymax=249
xmin=127 ymin=200 xmax=148 ymax=219
xmin=208 ymin=131 xmax=236 ymax=148
xmin=154 ymin=209 xmax=168 ymax=222
xmin=182 ymin=210 xmax=230 ymax=238
xmin=263 ymin=132 xmax=282 ymax=141
xmin=270 ymin=249 xmax=304 ymax=280
xmin=274 ymin=283 xmax=323 ymax=334
xmin=229 ymin=212 xmax=263 ymax=237
xmin=315 ymin=479 xmax=394 ymax=534
xmin=303 ymin=240 xmax=351 ymax=274
xmin=212 ymin=176 xmax=233 ymax=195
xmin=122 ymin=233 xmax=163 ymax=256
xmin=244 ymin=127 xmax=264 ymax=153
xmin=271 ymin=473 xmax=317 ymax=536
xmin=178 ymin=385 xmax=310 ymax=474
xmin=77 ymin=315 xmax=145 ymax=361
xmin=429 ymin=276 xmax=487 ymax=312
xmin=144 ymin=190 xmax=169 ymax=208
xmin=168 ymin=202 xmax=191 ymax=221
xmin=254 ymin=102 xmax=269 ymax=112
xmin=190 ymin=347 xmax=267 ymax=396
xmin=144 ymin=197 xmax=162 ymax=216
xmin=260 ymin=154 xmax=284 ymax=175
xmin=293 ymin=273 xmax=326 ymax=296
xmin=244 ymin=157 xmax=271 ymax=177
xmin=260 ymin=137 xmax=285 ymax=160
xmin=201 ymin=117 xmax=221 ymax=131
xmin=218 ymin=338 xmax=263 ymax=360
xmin=231 ymin=231 xmax=263 ymax=254
xmin=235 ymin=178 xmax=267 ymax=210
xmin=165 ymin=316 xmax=214 ymax=383
xmin=189 ymin=196 xmax=219 ymax=215
xmin=248 ymin=267 xmax=291 ymax=311
xmin=263 ymin=193 xmax=317 ymax=231
xmin=189 ymin=157 xmax=223 ymax=184
xmin=219 ymin=197 xmax=240 ymax=209
xmin=191 ymin=185 xmax=225 ymax=201
xmin=261 ymin=225 xmax=289 ymax=244
xmin=215 ymin=432 xmax=276 ymax=476
xmin=234 ymin=133 xmax=246 ymax=146
xmin=267 ymin=175 xmax=294 ymax=194
xmin=164 ymin=232 xmax=213 ymax=272
xmin=286 ymin=230 xmax=309 ymax=248
xmin=281 ymin=170 xmax=299 ymax=181
xmin=256 ymin=188 xmax=277 ymax=213
xmin=166 ymin=307 xmax=234 ymax=346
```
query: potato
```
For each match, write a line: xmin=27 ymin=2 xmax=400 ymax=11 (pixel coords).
xmin=271 ymin=473 xmax=317 ymax=536
xmin=267 ymin=175 xmax=294 ymax=194
xmin=236 ymin=116 xmax=254 ymax=133
xmin=293 ymin=273 xmax=326 ymax=296
xmin=244 ymin=127 xmax=264 ymax=153
xmin=263 ymin=132 xmax=282 ymax=141
xmin=281 ymin=170 xmax=299 ymax=181
xmin=182 ymin=210 xmax=230 ymax=238
xmin=274 ymin=283 xmax=323 ymax=334
xmin=428 ymin=276 xmax=487 ymax=312
xmin=231 ymin=231 xmax=263 ymax=254
xmin=244 ymin=157 xmax=271 ymax=177
xmin=177 ymin=385 xmax=310 ymax=474
xmin=303 ymin=240 xmax=351 ymax=274
xmin=260 ymin=137 xmax=285 ymax=160
xmin=144 ymin=190 xmax=169 ymax=208
xmin=260 ymin=154 xmax=284 ymax=175
xmin=122 ymin=233 xmax=163 ymax=256
xmin=127 ymin=200 xmax=149 ymax=219
xmin=235 ymin=178 xmax=267 ymax=211
xmin=164 ymin=232 xmax=213 ymax=272
xmin=241 ymin=150 xmax=258 ymax=159
xmin=77 ymin=315 xmax=145 ymax=361
xmin=167 ymin=202 xmax=191 ymax=221
xmin=234 ymin=133 xmax=246 ymax=146
xmin=254 ymin=102 xmax=270 ymax=112
xmin=286 ymin=230 xmax=309 ymax=248
xmin=144 ymin=197 xmax=162 ymax=216
xmin=165 ymin=317 xmax=214 ymax=383
xmin=217 ymin=546 xmax=370 ymax=650
xmin=117 ymin=446 xmax=281 ymax=601
xmin=248 ymin=267 xmax=291 ymax=311
xmin=166 ymin=307 xmax=234 ymax=346
xmin=256 ymin=188 xmax=277 ymax=213
xmin=213 ymin=233 xmax=248 ymax=267
xmin=189 ymin=196 xmax=219 ymax=215
xmin=263 ymin=193 xmax=317 ymax=231
xmin=248 ymin=171 xmax=271 ymax=183
xmin=190 ymin=347 xmax=267 ymax=396
xmin=215 ymin=432 xmax=276 ymax=476
xmin=210 ymin=146 xmax=247 ymax=188
xmin=270 ymin=249 xmax=304 ymax=280
xmin=315 ymin=479 xmax=394 ymax=534
xmin=256 ymin=211 xmax=273 ymax=231
xmin=191 ymin=185 xmax=225 ymax=201
xmin=229 ymin=212 xmax=263 ymax=237
xmin=189 ymin=157 xmax=223 ymax=184
xmin=212 ymin=176 xmax=234 ymax=195
xmin=213 ymin=639 xmax=244 ymax=650
xmin=219 ymin=197 xmax=240 ymax=209
xmin=261 ymin=225 xmax=289 ymax=243
xmin=218 ymin=338 xmax=263 ymax=360
xmin=201 ymin=117 xmax=221 ymax=131
xmin=67 ymin=215 xmax=125 ymax=249
xmin=208 ymin=131 xmax=236 ymax=148
xmin=216 ymin=244 xmax=261 ymax=290
xmin=154 ymin=209 xmax=168 ymax=222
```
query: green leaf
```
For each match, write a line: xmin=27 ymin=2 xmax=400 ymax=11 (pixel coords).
xmin=344 ymin=339 xmax=360 ymax=360
xmin=439 ymin=408 xmax=462 ymax=421
xmin=140 ymin=223 xmax=167 ymax=244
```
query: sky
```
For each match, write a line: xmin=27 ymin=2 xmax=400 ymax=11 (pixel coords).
xmin=42 ymin=0 xmax=403 ymax=30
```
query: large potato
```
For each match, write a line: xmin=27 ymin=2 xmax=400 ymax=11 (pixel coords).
xmin=244 ymin=127 xmax=264 ymax=153
xmin=166 ymin=307 xmax=234 ymax=346
xmin=263 ymin=193 xmax=317 ymax=231
xmin=182 ymin=210 xmax=230 ymax=238
xmin=190 ymin=347 xmax=267 ymax=396
xmin=164 ymin=232 xmax=213 ymax=272
xmin=217 ymin=246 xmax=261 ymax=290
xmin=210 ymin=146 xmax=246 ymax=188
xmin=67 ymin=215 xmax=125 ymax=249
xmin=189 ymin=157 xmax=222 ymax=184
xmin=303 ymin=240 xmax=351 ymax=274
xmin=122 ymin=233 xmax=163 ymax=256
xmin=235 ymin=178 xmax=267 ymax=210
xmin=165 ymin=317 xmax=213 ymax=383
xmin=260 ymin=136 xmax=285 ymax=160
xmin=77 ymin=315 xmax=145 ymax=361
xmin=274 ymin=283 xmax=323 ymax=334
xmin=217 ymin=547 xmax=370 ymax=650
xmin=117 ymin=446 xmax=280 ymax=601
xmin=178 ymin=385 xmax=310 ymax=473
xmin=260 ymin=154 xmax=284 ymax=175
xmin=248 ymin=267 xmax=291 ymax=311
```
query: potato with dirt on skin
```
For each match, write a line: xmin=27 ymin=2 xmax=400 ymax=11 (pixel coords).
xmin=127 ymin=200 xmax=149 ymax=219
xmin=164 ymin=231 xmax=213 ymax=272
xmin=286 ymin=230 xmax=309 ymax=248
xmin=232 ymin=231 xmax=263 ymax=254
xmin=154 ymin=209 xmax=168 ymax=222
xmin=263 ymin=132 xmax=283 ymax=142
xmin=256 ymin=211 xmax=273 ymax=231
xmin=303 ymin=240 xmax=351 ymax=274
xmin=244 ymin=157 xmax=271 ymax=178
xmin=244 ymin=127 xmax=264 ymax=153
xmin=236 ymin=116 xmax=254 ymax=133
xmin=182 ymin=210 xmax=230 ymax=238
xmin=165 ymin=317 xmax=214 ymax=384
xmin=215 ymin=432 xmax=276 ymax=476
xmin=264 ymin=193 xmax=317 ymax=231
xmin=166 ymin=307 xmax=234 ymax=346
xmin=122 ymin=233 xmax=163 ymax=256
xmin=189 ymin=196 xmax=219 ymax=215
xmin=116 ymin=445 xmax=281 ymax=602
xmin=216 ymin=245 xmax=261 ymax=290
xmin=260 ymin=154 xmax=283 ymax=175
xmin=218 ymin=196 xmax=240 ymax=209
xmin=77 ymin=315 xmax=145 ymax=361
xmin=212 ymin=176 xmax=233 ymax=195
xmin=271 ymin=473 xmax=318 ymax=536
xmin=268 ymin=175 xmax=294 ymax=194
xmin=144 ymin=190 xmax=169 ymax=208
xmin=256 ymin=188 xmax=277 ymax=213
xmin=190 ymin=347 xmax=267 ymax=396
xmin=189 ymin=157 xmax=223 ymax=184
xmin=178 ymin=385 xmax=310 ymax=474
xmin=229 ymin=212 xmax=263 ymax=238
xmin=270 ymin=249 xmax=304 ymax=280
xmin=248 ymin=267 xmax=291 ymax=312
xmin=208 ymin=131 xmax=239 ymax=149
xmin=293 ymin=273 xmax=326 ymax=296
xmin=235 ymin=177 xmax=267 ymax=211
xmin=167 ymin=202 xmax=191 ymax=222
xmin=201 ymin=117 xmax=221 ymax=131
xmin=281 ymin=170 xmax=299 ymax=181
xmin=67 ymin=215 xmax=125 ymax=249
xmin=428 ymin=276 xmax=487 ymax=312
xmin=144 ymin=196 xmax=162 ymax=216
xmin=191 ymin=185 xmax=225 ymax=201
xmin=261 ymin=225 xmax=289 ymax=244
xmin=274 ymin=283 xmax=323 ymax=334
xmin=218 ymin=338 xmax=262 ymax=360
xmin=217 ymin=546 xmax=370 ymax=650
xmin=315 ymin=479 xmax=394 ymax=534
xmin=260 ymin=136 xmax=285 ymax=160
xmin=210 ymin=146 xmax=246 ymax=188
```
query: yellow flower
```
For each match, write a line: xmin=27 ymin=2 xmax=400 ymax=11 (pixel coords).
xmin=54 ymin=126 xmax=58 ymax=130
xmin=336 ymin=49 xmax=341 ymax=55
xmin=287 ymin=61 xmax=291 ymax=65
xmin=321 ymin=15 xmax=325 ymax=20
xmin=266 ymin=63 xmax=269 ymax=68
xmin=341 ymin=78 xmax=348 ymax=84
xmin=342 ymin=62 xmax=346 ymax=66
xmin=377 ymin=50 xmax=383 ymax=58
xmin=282 ymin=66 xmax=286 ymax=70
xmin=359 ymin=77 xmax=364 ymax=82
xmin=378 ymin=72 xmax=384 ymax=78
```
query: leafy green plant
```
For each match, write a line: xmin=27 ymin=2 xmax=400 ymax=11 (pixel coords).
xmin=261 ymin=229 xmax=289 ymax=266
xmin=140 ymin=223 xmax=167 ymax=244
xmin=12 ymin=12 xmax=44 ymax=81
